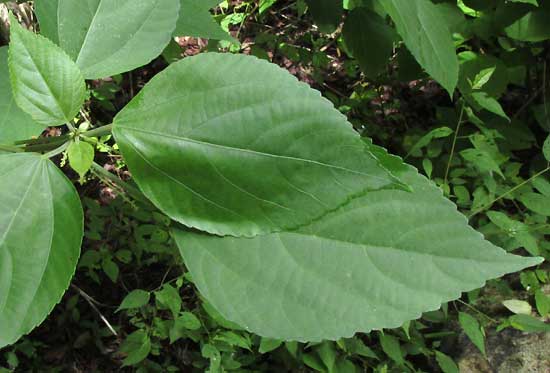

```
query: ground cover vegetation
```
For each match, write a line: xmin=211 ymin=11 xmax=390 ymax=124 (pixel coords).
xmin=0 ymin=0 xmax=550 ymax=371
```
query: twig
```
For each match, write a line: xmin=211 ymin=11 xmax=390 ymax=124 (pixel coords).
xmin=71 ymin=284 xmax=118 ymax=336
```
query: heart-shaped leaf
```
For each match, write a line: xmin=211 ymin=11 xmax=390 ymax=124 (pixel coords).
xmin=0 ymin=153 xmax=83 ymax=348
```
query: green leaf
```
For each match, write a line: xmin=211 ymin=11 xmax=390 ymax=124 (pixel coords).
xmin=509 ymin=314 xmax=550 ymax=332
xmin=259 ymin=338 xmax=282 ymax=353
xmin=379 ymin=333 xmax=404 ymax=366
xmin=380 ymin=0 xmax=459 ymax=95
xmin=306 ymin=0 xmax=344 ymax=34
xmin=471 ymin=67 xmax=496 ymax=90
xmin=520 ymin=192 xmax=550 ymax=216
xmin=67 ymin=141 xmax=94 ymax=180
xmin=34 ymin=0 xmax=180 ymax=79
xmin=435 ymin=351 xmax=459 ymax=373
xmin=117 ymin=290 xmax=150 ymax=312
xmin=505 ymin=8 xmax=550 ymax=42
xmin=120 ymin=330 xmax=151 ymax=366
xmin=543 ymin=135 xmax=550 ymax=161
xmin=170 ymin=311 xmax=202 ymax=342
xmin=113 ymin=53 xmax=402 ymax=237
xmin=8 ymin=15 xmax=86 ymax=126
xmin=0 ymin=47 xmax=44 ymax=144
xmin=0 ymin=153 xmax=83 ymax=348
xmin=502 ymin=299 xmax=532 ymax=315
xmin=342 ymin=7 xmax=397 ymax=79
xmin=535 ymin=290 xmax=550 ymax=317
xmin=155 ymin=284 xmax=181 ymax=319
xmin=174 ymin=143 xmax=541 ymax=341
xmin=174 ymin=0 xmax=236 ymax=42
xmin=406 ymin=127 xmax=453 ymax=158
xmin=458 ymin=312 xmax=486 ymax=356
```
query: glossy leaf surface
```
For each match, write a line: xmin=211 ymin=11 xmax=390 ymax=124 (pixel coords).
xmin=35 ymin=0 xmax=180 ymax=79
xmin=0 ymin=153 xmax=83 ymax=348
xmin=381 ymin=0 xmax=459 ymax=95
xmin=8 ymin=16 xmax=86 ymax=126
xmin=0 ymin=47 xmax=43 ymax=143
xmin=175 ymin=143 xmax=541 ymax=341
xmin=114 ymin=53 xmax=401 ymax=237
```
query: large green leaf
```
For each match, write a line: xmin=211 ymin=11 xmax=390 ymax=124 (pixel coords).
xmin=113 ymin=53 xmax=401 ymax=237
xmin=174 ymin=142 xmax=542 ymax=341
xmin=0 ymin=47 xmax=43 ymax=144
xmin=380 ymin=0 xmax=459 ymax=95
xmin=174 ymin=0 xmax=236 ymax=42
xmin=342 ymin=7 xmax=397 ymax=79
xmin=8 ymin=16 xmax=86 ymax=127
xmin=0 ymin=153 xmax=83 ymax=348
xmin=34 ymin=0 xmax=180 ymax=79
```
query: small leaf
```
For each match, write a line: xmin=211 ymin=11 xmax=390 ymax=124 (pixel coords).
xmin=259 ymin=338 xmax=282 ymax=354
xmin=8 ymin=14 xmax=86 ymax=126
xmin=520 ymin=192 xmax=550 ymax=216
xmin=169 ymin=312 xmax=202 ymax=343
xmin=435 ymin=351 xmax=459 ymax=373
xmin=120 ymin=330 xmax=151 ymax=366
xmin=155 ymin=284 xmax=181 ymax=319
xmin=502 ymin=299 xmax=532 ymax=315
xmin=175 ymin=0 xmax=236 ymax=42
xmin=509 ymin=314 xmax=550 ymax=332
xmin=458 ymin=312 xmax=486 ymax=356
xmin=471 ymin=67 xmax=496 ymax=90
xmin=407 ymin=127 xmax=453 ymax=157
xmin=379 ymin=333 xmax=404 ymax=366
xmin=543 ymin=135 xmax=550 ymax=161
xmin=67 ymin=141 xmax=94 ymax=180
xmin=535 ymin=290 xmax=550 ymax=317
xmin=117 ymin=290 xmax=150 ymax=312
xmin=214 ymin=331 xmax=251 ymax=350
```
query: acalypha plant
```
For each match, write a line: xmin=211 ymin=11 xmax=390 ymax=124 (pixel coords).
xmin=0 ymin=0 xmax=541 ymax=348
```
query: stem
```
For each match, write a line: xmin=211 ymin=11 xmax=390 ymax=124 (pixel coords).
xmin=82 ymin=124 xmax=113 ymax=138
xmin=0 ymin=144 xmax=24 ymax=153
xmin=468 ymin=166 xmax=550 ymax=219
xmin=41 ymin=141 xmax=69 ymax=159
xmin=91 ymin=162 xmax=152 ymax=206
xmin=444 ymin=101 xmax=466 ymax=186
xmin=24 ymin=138 xmax=69 ymax=153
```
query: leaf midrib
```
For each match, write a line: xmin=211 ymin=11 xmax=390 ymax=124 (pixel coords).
xmin=117 ymin=125 xmax=388 ymax=180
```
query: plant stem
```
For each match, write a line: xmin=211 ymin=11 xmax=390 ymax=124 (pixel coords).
xmin=41 ymin=141 xmax=70 ymax=159
xmin=0 ymin=144 xmax=24 ymax=152
xmin=91 ymin=162 xmax=152 ymax=206
xmin=468 ymin=166 xmax=550 ymax=219
xmin=82 ymin=124 xmax=113 ymax=138
xmin=444 ymin=101 xmax=466 ymax=186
